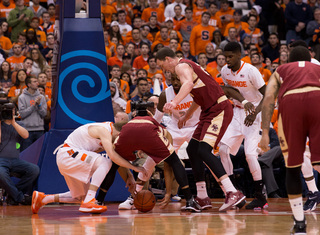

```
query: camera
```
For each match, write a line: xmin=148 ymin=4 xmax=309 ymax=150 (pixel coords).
xmin=131 ymin=100 xmax=154 ymax=116
xmin=0 ymin=100 xmax=14 ymax=121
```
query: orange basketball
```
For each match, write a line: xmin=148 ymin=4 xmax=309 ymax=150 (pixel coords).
xmin=133 ymin=190 xmax=156 ymax=213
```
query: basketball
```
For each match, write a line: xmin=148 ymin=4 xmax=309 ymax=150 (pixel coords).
xmin=133 ymin=190 xmax=156 ymax=213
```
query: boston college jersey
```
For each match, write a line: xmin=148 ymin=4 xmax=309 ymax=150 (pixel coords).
xmin=276 ymin=61 xmax=320 ymax=103
xmin=221 ymin=61 xmax=265 ymax=107
xmin=165 ymin=86 xmax=200 ymax=128
xmin=178 ymin=59 xmax=225 ymax=111
xmin=64 ymin=122 xmax=113 ymax=152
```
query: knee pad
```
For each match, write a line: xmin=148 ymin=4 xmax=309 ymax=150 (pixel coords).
xmin=138 ymin=157 xmax=156 ymax=182
xmin=286 ymin=167 xmax=302 ymax=195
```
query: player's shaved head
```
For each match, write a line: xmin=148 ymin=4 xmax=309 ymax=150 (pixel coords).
xmin=289 ymin=46 xmax=311 ymax=62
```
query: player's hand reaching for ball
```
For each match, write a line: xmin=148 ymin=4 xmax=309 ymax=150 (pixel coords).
xmin=244 ymin=102 xmax=255 ymax=115
xmin=159 ymin=193 xmax=171 ymax=209
xmin=126 ymin=176 xmax=136 ymax=195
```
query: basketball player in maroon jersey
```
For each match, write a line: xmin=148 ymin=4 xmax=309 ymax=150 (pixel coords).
xmin=260 ymin=46 xmax=320 ymax=234
xmin=155 ymin=47 xmax=246 ymax=211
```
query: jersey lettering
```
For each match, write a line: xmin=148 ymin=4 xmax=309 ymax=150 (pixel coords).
xmin=175 ymin=101 xmax=192 ymax=110
xmin=226 ymin=79 xmax=247 ymax=87
xmin=187 ymin=25 xmax=192 ymax=32
xmin=201 ymin=31 xmax=209 ymax=40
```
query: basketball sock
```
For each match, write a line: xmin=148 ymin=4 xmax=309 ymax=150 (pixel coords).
xmin=196 ymin=181 xmax=208 ymax=198
xmin=84 ymin=189 xmax=97 ymax=203
xmin=254 ymin=180 xmax=264 ymax=195
xmin=96 ymin=189 xmax=107 ymax=203
xmin=219 ymin=144 xmax=233 ymax=176
xmin=289 ymin=196 xmax=304 ymax=221
xmin=91 ymin=157 xmax=111 ymax=188
xmin=305 ymin=177 xmax=318 ymax=193
xmin=220 ymin=177 xmax=237 ymax=193
xmin=42 ymin=195 xmax=54 ymax=204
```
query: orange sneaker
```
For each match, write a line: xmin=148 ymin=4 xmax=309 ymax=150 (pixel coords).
xmin=79 ymin=199 xmax=107 ymax=214
xmin=31 ymin=191 xmax=46 ymax=214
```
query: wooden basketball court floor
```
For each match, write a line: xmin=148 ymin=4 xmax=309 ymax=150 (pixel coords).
xmin=0 ymin=198 xmax=319 ymax=235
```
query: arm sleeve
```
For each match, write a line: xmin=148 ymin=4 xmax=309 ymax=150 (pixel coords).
xmin=153 ymin=108 xmax=164 ymax=123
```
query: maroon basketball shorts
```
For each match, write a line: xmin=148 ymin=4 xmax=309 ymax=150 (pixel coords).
xmin=278 ymin=90 xmax=320 ymax=167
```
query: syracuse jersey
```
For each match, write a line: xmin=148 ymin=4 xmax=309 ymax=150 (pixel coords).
xmin=64 ymin=122 xmax=113 ymax=152
xmin=221 ymin=61 xmax=265 ymax=107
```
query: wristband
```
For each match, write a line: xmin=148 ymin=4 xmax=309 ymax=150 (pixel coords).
xmin=242 ymin=100 xmax=249 ymax=105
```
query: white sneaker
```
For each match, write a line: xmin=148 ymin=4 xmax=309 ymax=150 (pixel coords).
xmin=118 ymin=196 xmax=135 ymax=210
xmin=171 ymin=195 xmax=181 ymax=202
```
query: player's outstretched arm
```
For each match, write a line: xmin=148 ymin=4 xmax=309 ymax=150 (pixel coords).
xmin=260 ymin=71 xmax=280 ymax=152
xmin=118 ymin=167 xmax=136 ymax=195
xmin=159 ymin=162 xmax=174 ymax=209
xmin=163 ymin=64 xmax=194 ymax=113
xmin=153 ymin=91 xmax=166 ymax=123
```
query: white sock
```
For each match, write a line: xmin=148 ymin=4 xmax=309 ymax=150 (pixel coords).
xmin=289 ymin=197 xmax=304 ymax=221
xmin=43 ymin=191 xmax=81 ymax=204
xmin=220 ymin=177 xmax=237 ymax=193
xmin=196 ymin=181 xmax=208 ymax=198
xmin=84 ymin=189 xmax=96 ymax=203
xmin=306 ymin=178 xmax=318 ymax=193
xmin=42 ymin=195 xmax=54 ymax=204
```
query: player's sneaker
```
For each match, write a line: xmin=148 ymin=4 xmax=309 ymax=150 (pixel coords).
xmin=171 ymin=194 xmax=181 ymax=202
xmin=79 ymin=198 xmax=107 ymax=214
xmin=303 ymin=191 xmax=320 ymax=212
xmin=290 ymin=216 xmax=306 ymax=235
xmin=184 ymin=196 xmax=202 ymax=212
xmin=118 ymin=196 xmax=135 ymax=210
xmin=195 ymin=196 xmax=212 ymax=210
xmin=219 ymin=190 xmax=246 ymax=212
xmin=245 ymin=193 xmax=268 ymax=210
xmin=31 ymin=191 xmax=46 ymax=214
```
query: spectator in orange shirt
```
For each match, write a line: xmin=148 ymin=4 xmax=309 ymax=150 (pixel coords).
xmin=40 ymin=12 xmax=55 ymax=36
xmin=175 ymin=7 xmax=198 ymax=41
xmin=241 ymin=44 xmax=258 ymax=64
xmin=30 ymin=17 xmax=46 ymax=46
xmin=133 ymin=43 xmax=150 ymax=70
xmin=206 ymin=2 xmax=222 ymax=29
xmin=216 ymin=0 xmax=235 ymax=35
xmin=154 ymin=18 xmax=183 ymax=43
xmin=173 ymin=4 xmax=185 ymax=26
xmin=197 ymin=52 xmax=215 ymax=76
xmin=168 ymin=38 xmax=179 ymax=52
xmin=101 ymin=0 xmax=117 ymax=27
xmin=0 ymin=0 xmax=15 ymax=18
xmin=125 ymin=17 xmax=143 ymax=42
xmin=126 ymin=28 xmax=142 ymax=53
xmin=7 ymin=69 xmax=27 ymax=105
xmin=210 ymin=53 xmax=226 ymax=85
xmin=193 ymin=0 xmax=207 ymax=22
xmin=145 ymin=56 xmax=163 ymax=78
xmin=189 ymin=12 xmax=216 ymax=56
xmin=7 ymin=43 xmax=26 ymax=71
xmin=224 ymin=9 xmax=249 ymax=38
xmin=0 ymin=22 xmax=12 ymax=55
xmin=250 ymin=52 xmax=271 ymax=83
xmin=141 ymin=0 xmax=165 ymax=24
xmin=108 ymin=44 xmax=125 ymax=68
xmin=151 ymin=26 xmax=170 ymax=51
xmin=241 ymin=15 xmax=264 ymax=51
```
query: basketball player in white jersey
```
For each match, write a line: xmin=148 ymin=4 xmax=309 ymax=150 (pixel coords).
xmin=154 ymin=75 xmax=214 ymax=209
xmin=31 ymin=121 xmax=145 ymax=214
xmin=219 ymin=41 xmax=268 ymax=209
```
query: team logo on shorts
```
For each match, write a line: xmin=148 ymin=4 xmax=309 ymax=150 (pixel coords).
xmin=212 ymin=124 xmax=219 ymax=132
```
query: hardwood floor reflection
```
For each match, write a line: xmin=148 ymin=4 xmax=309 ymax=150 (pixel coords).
xmin=0 ymin=199 xmax=319 ymax=235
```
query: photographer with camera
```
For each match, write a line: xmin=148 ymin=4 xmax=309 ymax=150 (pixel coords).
xmin=0 ymin=92 xmax=39 ymax=205
xmin=18 ymin=76 xmax=47 ymax=151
